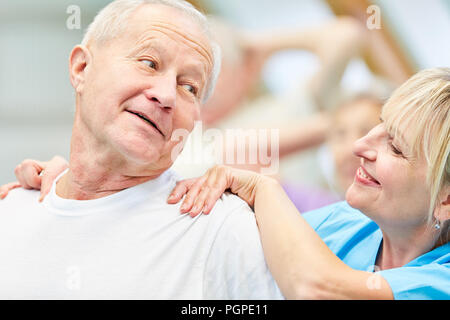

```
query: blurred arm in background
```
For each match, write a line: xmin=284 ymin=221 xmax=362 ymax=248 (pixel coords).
xmin=202 ymin=16 xmax=366 ymax=127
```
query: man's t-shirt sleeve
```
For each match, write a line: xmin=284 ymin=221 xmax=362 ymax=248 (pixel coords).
xmin=203 ymin=199 xmax=284 ymax=299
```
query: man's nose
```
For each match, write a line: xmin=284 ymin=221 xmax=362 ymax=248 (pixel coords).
xmin=143 ymin=74 xmax=177 ymax=110
xmin=352 ymin=125 xmax=380 ymax=161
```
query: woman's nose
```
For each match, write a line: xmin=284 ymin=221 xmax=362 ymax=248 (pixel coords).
xmin=352 ymin=125 xmax=381 ymax=161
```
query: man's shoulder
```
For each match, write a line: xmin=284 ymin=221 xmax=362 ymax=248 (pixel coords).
xmin=212 ymin=192 xmax=254 ymax=220
xmin=0 ymin=187 xmax=40 ymax=205
xmin=218 ymin=192 xmax=251 ymax=209
xmin=0 ymin=187 xmax=41 ymax=217
xmin=205 ymin=192 xmax=258 ymax=242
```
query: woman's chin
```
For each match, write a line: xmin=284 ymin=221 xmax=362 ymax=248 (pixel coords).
xmin=345 ymin=182 xmax=363 ymax=210
xmin=345 ymin=182 xmax=380 ymax=216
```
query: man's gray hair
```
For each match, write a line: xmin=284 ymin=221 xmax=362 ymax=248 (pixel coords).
xmin=82 ymin=0 xmax=221 ymax=103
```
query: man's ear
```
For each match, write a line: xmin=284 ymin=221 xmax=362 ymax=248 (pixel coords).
xmin=69 ymin=45 xmax=91 ymax=93
xmin=435 ymin=186 xmax=450 ymax=223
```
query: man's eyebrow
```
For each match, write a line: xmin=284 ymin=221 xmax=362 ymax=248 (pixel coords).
xmin=180 ymin=62 xmax=207 ymax=82
xmin=129 ymin=38 xmax=163 ymax=56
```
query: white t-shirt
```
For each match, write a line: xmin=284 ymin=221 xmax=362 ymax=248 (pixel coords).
xmin=0 ymin=169 xmax=283 ymax=299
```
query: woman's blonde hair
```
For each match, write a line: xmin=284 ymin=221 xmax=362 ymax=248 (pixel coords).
xmin=381 ymin=68 xmax=450 ymax=230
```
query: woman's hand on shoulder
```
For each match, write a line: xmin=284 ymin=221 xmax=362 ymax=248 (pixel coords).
xmin=0 ymin=156 xmax=68 ymax=201
xmin=167 ymin=165 xmax=277 ymax=217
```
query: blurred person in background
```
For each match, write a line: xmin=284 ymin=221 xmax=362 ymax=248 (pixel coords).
xmin=202 ymin=16 xmax=366 ymax=126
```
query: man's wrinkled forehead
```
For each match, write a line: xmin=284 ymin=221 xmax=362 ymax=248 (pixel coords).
xmin=125 ymin=4 xmax=213 ymax=68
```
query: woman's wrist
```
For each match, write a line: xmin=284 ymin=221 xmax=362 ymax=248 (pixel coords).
xmin=257 ymin=175 xmax=279 ymax=189
xmin=254 ymin=176 xmax=281 ymax=203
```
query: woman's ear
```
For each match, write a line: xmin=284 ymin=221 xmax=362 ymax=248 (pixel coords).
xmin=69 ymin=45 xmax=91 ymax=93
xmin=435 ymin=187 xmax=450 ymax=223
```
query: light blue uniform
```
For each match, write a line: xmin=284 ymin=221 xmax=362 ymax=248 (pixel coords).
xmin=303 ymin=201 xmax=450 ymax=300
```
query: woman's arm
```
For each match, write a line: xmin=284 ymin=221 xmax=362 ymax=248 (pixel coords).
xmin=253 ymin=178 xmax=393 ymax=299
xmin=169 ymin=165 xmax=394 ymax=299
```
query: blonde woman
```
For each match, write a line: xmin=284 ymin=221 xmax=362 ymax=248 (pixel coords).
xmin=1 ymin=68 xmax=449 ymax=299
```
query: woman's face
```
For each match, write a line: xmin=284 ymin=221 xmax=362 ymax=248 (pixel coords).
xmin=328 ymin=100 xmax=381 ymax=193
xmin=345 ymin=121 xmax=431 ymax=230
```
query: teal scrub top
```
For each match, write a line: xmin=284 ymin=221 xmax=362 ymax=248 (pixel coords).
xmin=303 ymin=201 xmax=450 ymax=300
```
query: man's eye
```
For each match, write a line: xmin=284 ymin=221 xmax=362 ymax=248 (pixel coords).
xmin=141 ymin=59 xmax=156 ymax=69
xmin=181 ymin=84 xmax=197 ymax=95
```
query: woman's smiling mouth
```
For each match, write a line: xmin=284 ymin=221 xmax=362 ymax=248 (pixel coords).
xmin=355 ymin=166 xmax=381 ymax=187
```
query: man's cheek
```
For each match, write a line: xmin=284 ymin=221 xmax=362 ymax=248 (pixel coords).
xmin=158 ymin=140 xmax=183 ymax=164
xmin=172 ymin=115 xmax=196 ymax=135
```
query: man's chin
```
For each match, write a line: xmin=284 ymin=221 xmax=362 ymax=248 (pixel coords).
xmin=116 ymin=145 xmax=161 ymax=165
xmin=108 ymin=136 xmax=174 ymax=173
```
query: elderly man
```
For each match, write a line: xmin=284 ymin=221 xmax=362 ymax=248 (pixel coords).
xmin=0 ymin=0 xmax=282 ymax=299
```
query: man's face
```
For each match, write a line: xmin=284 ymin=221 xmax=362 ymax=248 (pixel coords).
xmin=76 ymin=4 xmax=213 ymax=174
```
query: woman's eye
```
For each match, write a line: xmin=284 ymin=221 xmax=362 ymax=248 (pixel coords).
xmin=389 ymin=142 xmax=403 ymax=156
xmin=181 ymin=84 xmax=197 ymax=95
xmin=141 ymin=59 xmax=156 ymax=69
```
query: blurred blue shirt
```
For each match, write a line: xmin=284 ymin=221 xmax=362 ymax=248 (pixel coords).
xmin=303 ymin=201 xmax=450 ymax=300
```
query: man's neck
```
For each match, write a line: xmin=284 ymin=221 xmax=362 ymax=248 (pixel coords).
xmin=56 ymin=167 xmax=159 ymax=200
xmin=56 ymin=124 xmax=164 ymax=200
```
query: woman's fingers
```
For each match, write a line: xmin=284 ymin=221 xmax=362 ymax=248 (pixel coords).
xmin=167 ymin=165 xmax=268 ymax=218
xmin=187 ymin=169 xmax=220 ymax=217
xmin=167 ymin=178 xmax=198 ymax=204
xmin=23 ymin=161 xmax=43 ymax=189
xmin=14 ymin=160 xmax=44 ymax=190
xmin=168 ymin=165 xmax=236 ymax=217
xmin=0 ymin=182 xmax=21 ymax=200
xmin=167 ymin=174 xmax=224 ymax=217
xmin=189 ymin=185 xmax=211 ymax=217
xmin=189 ymin=184 xmax=225 ymax=217
xmin=11 ymin=156 xmax=69 ymax=202
xmin=205 ymin=167 xmax=236 ymax=214
xmin=179 ymin=177 xmax=206 ymax=214
xmin=39 ymin=156 xmax=69 ymax=202
xmin=188 ymin=168 xmax=229 ymax=217
xmin=202 ymin=186 xmax=226 ymax=214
